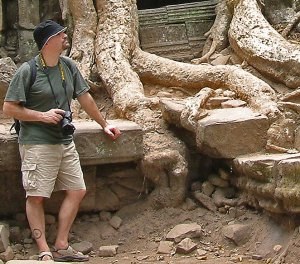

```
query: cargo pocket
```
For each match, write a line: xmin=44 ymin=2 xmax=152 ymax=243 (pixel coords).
xmin=21 ymin=163 xmax=38 ymax=191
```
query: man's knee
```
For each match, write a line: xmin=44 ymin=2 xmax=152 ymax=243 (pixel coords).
xmin=26 ymin=196 xmax=45 ymax=205
xmin=67 ymin=189 xmax=86 ymax=201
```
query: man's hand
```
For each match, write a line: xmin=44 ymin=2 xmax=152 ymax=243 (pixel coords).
xmin=103 ymin=124 xmax=121 ymax=140
xmin=41 ymin=109 xmax=65 ymax=124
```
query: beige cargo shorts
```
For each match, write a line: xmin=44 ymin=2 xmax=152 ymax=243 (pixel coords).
xmin=19 ymin=142 xmax=86 ymax=198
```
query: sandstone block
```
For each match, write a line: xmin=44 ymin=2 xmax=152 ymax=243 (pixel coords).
xmin=175 ymin=237 xmax=197 ymax=254
xmin=98 ymin=245 xmax=118 ymax=257
xmin=233 ymin=153 xmax=300 ymax=214
xmin=196 ymin=108 xmax=269 ymax=158
xmin=74 ymin=120 xmax=143 ymax=165
xmin=0 ymin=225 xmax=9 ymax=253
xmin=0 ymin=119 xmax=143 ymax=171
xmin=166 ymin=223 xmax=202 ymax=243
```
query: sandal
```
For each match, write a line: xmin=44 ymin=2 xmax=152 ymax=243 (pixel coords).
xmin=38 ymin=251 xmax=53 ymax=261
xmin=52 ymin=245 xmax=89 ymax=262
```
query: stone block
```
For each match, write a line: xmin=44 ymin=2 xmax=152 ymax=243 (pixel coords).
xmin=233 ymin=153 xmax=300 ymax=214
xmin=74 ymin=120 xmax=143 ymax=165
xmin=44 ymin=166 xmax=96 ymax=214
xmin=0 ymin=171 xmax=25 ymax=216
xmin=160 ymin=99 xmax=185 ymax=126
xmin=0 ymin=119 xmax=143 ymax=171
xmin=196 ymin=108 xmax=269 ymax=158
xmin=0 ymin=224 xmax=9 ymax=253
xmin=0 ymin=119 xmax=143 ymax=215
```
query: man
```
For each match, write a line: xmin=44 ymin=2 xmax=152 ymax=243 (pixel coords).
xmin=3 ymin=20 xmax=121 ymax=262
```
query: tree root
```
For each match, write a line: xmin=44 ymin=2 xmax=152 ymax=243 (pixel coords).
xmin=271 ymin=228 xmax=299 ymax=264
xmin=228 ymin=0 xmax=300 ymax=88
xmin=141 ymin=149 xmax=188 ymax=208
xmin=192 ymin=0 xmax=232 ymax=64
xmin=280 ymin=89 xmax=300 ymax=102
xmin=278 ymin=102 xmax=300 ymax=113
xmin=266 ymin=143 xmax=298 ymax=154
xmin=180 ymin=88 xmax=214 ymax=131
xmin=282 ymin=11 xmax=300 ymax=38
xmin=132 ymin=48 xmax=279 ymax=119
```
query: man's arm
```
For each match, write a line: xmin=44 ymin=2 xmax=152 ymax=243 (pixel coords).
xmin=3 ymin=101 xmax=64 ymax=124
xmin=77 ymin=92 xmax=121 ymax=140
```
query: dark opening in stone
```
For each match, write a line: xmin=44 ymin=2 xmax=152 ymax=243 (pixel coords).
xmin=137 ymin=0 xmax=202 ymax=10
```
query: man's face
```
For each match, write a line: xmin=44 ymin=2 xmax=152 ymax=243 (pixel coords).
xmin=60 ymin=32 xmax=70 ymax=50
xmin=46 ymin=31 xmax=70 ymax=51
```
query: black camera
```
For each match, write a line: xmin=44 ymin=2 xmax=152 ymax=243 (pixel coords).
xmin=61 ymin=111 xmax=76 ymax=135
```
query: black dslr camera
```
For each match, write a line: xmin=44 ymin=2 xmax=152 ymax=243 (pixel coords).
xmin=61 ymin=111 xmax=76 ymax=135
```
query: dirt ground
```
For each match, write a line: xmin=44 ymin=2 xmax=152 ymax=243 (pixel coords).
xmin=54 ymin=200 xmax=295 ymax=264
xmin=19 ymin=198 xmax=290 ymax=264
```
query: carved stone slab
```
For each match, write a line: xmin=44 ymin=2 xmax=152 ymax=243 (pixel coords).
xmin=196 ymin=107 xmax=269 ymax=158
xmin=74 ymin=119 xmax=143 ymax=165
xmin=0 ymin=119 xmax=143 ymax=171
xmin=233 ymin=153 xmax=300 ymax=214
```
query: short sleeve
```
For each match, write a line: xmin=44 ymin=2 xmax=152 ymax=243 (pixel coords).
xmin=4 ymin=62 xmax=32 ymax=104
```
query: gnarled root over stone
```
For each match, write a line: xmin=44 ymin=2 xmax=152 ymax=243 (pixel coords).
xmin=132 ymin=49 xmax=279 ymax=119
xmin=141 ymin=149 xmax=188 ymax=208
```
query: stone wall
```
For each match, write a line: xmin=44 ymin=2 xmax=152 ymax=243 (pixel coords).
xmin=0 ymin=0 xmax=61 ymax=62
xmin=0 ymin=0 xmax=217 ymax=63
xmin=138 ymin=1 xmax=217 ymax=61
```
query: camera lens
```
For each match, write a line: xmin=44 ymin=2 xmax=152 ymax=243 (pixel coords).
xmin=61 ymin=111 xmax=76 ymax=135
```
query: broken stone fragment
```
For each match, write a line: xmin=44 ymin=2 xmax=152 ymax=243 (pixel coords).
xmin=222 ymin=224 xmax=251 ymax=246
xmin=98 ymin=245 xmax=118 ymax=257
xmin=193 ymin=192 xmax=217 ymax=212
xmin=166 ymin=223 xmax=202 ymax=243
xmin=157 ymin=241 xmax=174 ymax=254
xmin=109 ymin=215 xmax=123 ymax=229
xmin=176 ymin=237 xmax=198 ymax=254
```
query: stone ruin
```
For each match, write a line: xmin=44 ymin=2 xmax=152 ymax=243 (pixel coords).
xmin=0 ymin=0 xmax=217 ymax=62
xmin=0 ymin=0 xmax=300 ymax=223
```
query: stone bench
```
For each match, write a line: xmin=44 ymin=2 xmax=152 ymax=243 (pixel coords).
xmin=0 ymin=119 xmax=144 ymax=215
xmin=0 ymin=119 xmax=143 ymax=170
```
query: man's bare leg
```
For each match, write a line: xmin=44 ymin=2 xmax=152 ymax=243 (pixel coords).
xmin=54 ymin=189 xmax=86 ymax=249
xmin=26 ymin=196 xmax=52 ymax=260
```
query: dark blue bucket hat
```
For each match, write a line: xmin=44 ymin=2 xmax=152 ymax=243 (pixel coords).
xmin=33 ymin=20 xmax=67 ymax=50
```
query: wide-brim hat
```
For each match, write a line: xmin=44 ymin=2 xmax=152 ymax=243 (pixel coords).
xmin=33 ymin=20 xmax=67 ymax=50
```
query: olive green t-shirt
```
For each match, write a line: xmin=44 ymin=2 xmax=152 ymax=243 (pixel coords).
xmin=5 ymin=55 xmax=89 ymax=144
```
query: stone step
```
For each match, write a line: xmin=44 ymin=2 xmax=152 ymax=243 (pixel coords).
xmin=160 ymin=99 xmax=269 ymax=158
xmin=196 ymin=107 xmax=269 ymax=158
xmin=73 ymin=120 xmax=143 ymax=165
xmin=233 ymin=153 xmax=300 ymax=214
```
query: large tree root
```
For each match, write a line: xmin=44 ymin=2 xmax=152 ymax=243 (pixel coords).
xmin=228 ymin=0 xmax=300 ymax=89
xmin=132 ymin=48 xmax=279 ymax=119
xmin=92 ymin=0 xmax=189 ymax=207
xmin=62 ymin=0 xmax=97 ymax=79
xmin=282 ymin=11 xmax=300 ymax=38
xmin=191 ymin=0 xmax=232 ymax=64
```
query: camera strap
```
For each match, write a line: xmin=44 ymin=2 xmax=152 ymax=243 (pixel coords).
xmin=39 ymin=53 xmax=72 ymax=111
